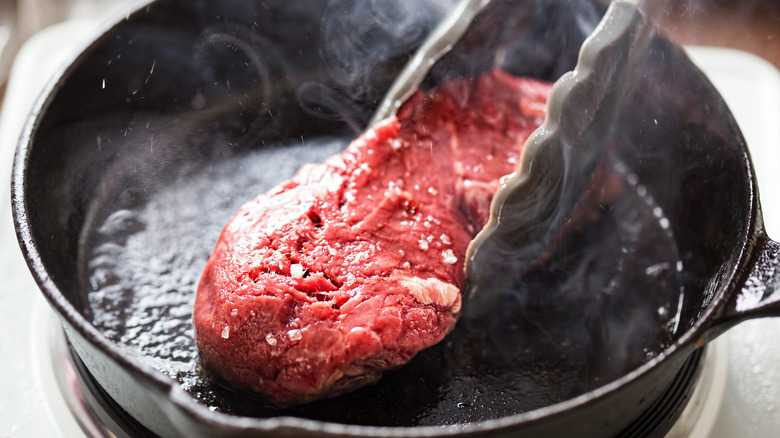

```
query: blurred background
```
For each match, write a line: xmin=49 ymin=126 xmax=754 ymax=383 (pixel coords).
xmin=2 ymin=0 xmax=780 ymax=96
xmin=653 ymin=0 xmax=780 ymax=69
xmin=0 ymin=0 xmax=134 ymax=97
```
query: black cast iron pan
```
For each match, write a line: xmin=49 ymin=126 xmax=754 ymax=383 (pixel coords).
xmin=11 ymin=0 xmax=780 ymax=437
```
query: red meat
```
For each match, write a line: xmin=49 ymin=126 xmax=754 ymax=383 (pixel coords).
xmin=194 ymin=70 xmax=551 ymax=406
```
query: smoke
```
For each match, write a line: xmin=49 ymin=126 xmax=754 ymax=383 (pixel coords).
xmin=299 ymin=0 xmax=605 ymax=132
xmin=320 ymin=0 xmax=456 ymax=101
xmin=271 ymin=0 xmax=457 ymax=133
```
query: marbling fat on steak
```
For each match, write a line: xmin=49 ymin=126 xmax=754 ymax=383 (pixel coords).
xmin=194 ymin=70 xmax=551 ymax=407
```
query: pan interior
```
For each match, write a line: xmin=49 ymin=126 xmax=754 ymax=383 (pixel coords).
xmin=78 ymin=135 xmax=691 ymax=425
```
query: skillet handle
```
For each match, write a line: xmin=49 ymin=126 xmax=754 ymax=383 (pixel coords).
xmin=710 ymin=235 xmax=780 ymax=338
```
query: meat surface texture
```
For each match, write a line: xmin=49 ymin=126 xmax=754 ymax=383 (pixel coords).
xmin=194 ymin=70 xmax=551 ymax=406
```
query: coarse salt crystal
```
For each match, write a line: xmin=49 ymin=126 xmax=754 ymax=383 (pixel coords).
xmin=442 ymin=249 xmax=457 ymax=264
xmin=440 ymin=234 xmax=451 ymax=245
xmin=290 ymin=263 xmax=304 ymax=278
xmin=287 ymin=329 xmax=303 ymax=342
xmin=221 ymin=326 xmax=230 ymax=339
xmin=230 ymin=308 xmax=238 ymax=316
xmin=419 ymin=239 xmax=429 ymax=250
xmin=265 ymin=333 xmax=277 ymax=346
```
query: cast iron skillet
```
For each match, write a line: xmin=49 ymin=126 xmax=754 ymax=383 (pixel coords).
xmin=11 ymin=0 xmax=780 ymax=437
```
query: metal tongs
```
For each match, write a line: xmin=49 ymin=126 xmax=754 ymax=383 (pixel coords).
xmin=463 ymin=0 xmax=655 ymax=315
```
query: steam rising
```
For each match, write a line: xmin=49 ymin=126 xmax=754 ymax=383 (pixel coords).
xmin=321 ymin=0 xmax=455 ymax=101
xmin=193 ymin=23 xmax=295 ymax=146
xmin=296 ymin=81 xmax=363 ymax=133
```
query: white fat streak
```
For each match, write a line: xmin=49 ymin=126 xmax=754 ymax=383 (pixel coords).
xmin=397 ymin=274 xmax=459 ymax=311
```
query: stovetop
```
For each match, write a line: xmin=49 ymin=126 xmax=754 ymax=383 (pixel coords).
xmin=0 ymin=19 xmax=779 ymax=438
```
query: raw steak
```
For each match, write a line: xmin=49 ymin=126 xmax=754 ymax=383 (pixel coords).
xmin=194 ymin=70 xmax=551 ymax=406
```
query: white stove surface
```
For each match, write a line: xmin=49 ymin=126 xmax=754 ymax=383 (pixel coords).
xmin=0 ymin=20 xmax=779 ymax=438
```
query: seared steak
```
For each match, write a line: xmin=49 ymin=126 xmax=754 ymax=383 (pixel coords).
xmin=194 ymin=70 xmax=550 ymax=406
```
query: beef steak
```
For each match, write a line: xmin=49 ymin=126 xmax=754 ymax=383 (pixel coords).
xmin=194 ymin=70 xmax=550 ymax=406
